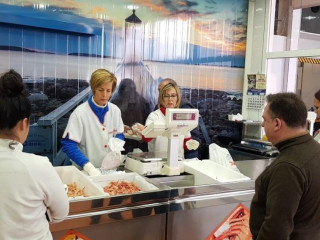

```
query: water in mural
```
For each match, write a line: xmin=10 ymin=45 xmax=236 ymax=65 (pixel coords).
xmin=0 ymin=0 xmax=248 ymax=159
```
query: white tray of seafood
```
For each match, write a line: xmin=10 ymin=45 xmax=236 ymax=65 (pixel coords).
xmin=55 ymin=166 xmax=105 ymax=200
xmin=90 ymin=172 xmax=158 ymax=196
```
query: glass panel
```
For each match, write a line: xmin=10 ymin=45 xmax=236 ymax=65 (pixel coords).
xmin=296 ymin=57 xmax=320 ymax=109
xmin=266 ymin=57 xmax=299 ymax=93
xmin=266 ymin=57 xmax=320 ymax=111
xmin=269 ymin=0 xmax=320 ymax=52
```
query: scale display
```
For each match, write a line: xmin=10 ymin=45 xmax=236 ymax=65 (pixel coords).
xmin=172 ymin=113 xmax=196 ymax=121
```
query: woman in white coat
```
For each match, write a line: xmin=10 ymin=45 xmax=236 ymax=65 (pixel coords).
xmin=0 ymin=69 xmax=69 ymax=240
xmin=143 ymin=83 xmax=198 ymax=158
xmin=61 ymin=69 xmax=125 ymax=176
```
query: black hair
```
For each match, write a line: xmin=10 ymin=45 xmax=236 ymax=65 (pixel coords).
xmin=266 ymin=92 xmax=307 ymax=128
xmin=315 ymin=89 xmax=320 ymax=101
xmin=0 ymin=69 xmax=31 ymax=130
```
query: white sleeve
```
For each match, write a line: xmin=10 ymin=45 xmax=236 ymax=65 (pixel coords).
xmin=145 ymin=111 xmax=160 ymax=126
xmin=37 ymin=160 xmax=69 ymax=222
xmin=185 ymin=131 xmax=191 ymax=139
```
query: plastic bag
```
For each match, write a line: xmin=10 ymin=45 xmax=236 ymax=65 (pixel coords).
xmin=101 ymin=151 xmax=124 ymax=170
xmin=100 ymin=138 xmax=126 ymax=170
xmin=209 ymin=143 xmax=240 ymax=172
xmin=108 ymin=137 xmax=125 ymax=152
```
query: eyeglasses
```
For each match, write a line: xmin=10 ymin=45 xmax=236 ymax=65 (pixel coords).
xmin=163 ymin=94 xmax=178 ymax=99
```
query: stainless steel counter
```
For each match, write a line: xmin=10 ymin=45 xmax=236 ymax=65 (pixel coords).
xmin=51 ymin=158 xmax=271 ymax=240
xmin=235 ymin=158 xmax=273 ymax=179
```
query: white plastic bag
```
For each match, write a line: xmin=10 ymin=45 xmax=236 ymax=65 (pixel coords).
xmin=108 ymin=137 xmax=125 ymax=152
xmin=100 ymin=138 xmax=125 ymax=170
xmin=209 ymin=143 xmax=240 ymax=172
xmin=101 ymin=151 xmax=124 ymax=170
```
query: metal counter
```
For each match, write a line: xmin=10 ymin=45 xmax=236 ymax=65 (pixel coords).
xmin=51 ymin=159 xmax=271 ymax=240
xmin=51 ymin=180 xmax=171 ymax=240
xmin=165 ymin=159 xmax=272 ymax=240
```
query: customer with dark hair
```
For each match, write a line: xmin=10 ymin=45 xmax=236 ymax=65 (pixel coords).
xmin=250 ymin=92 xmax=320 ymax=240
xmin=0 ymin=69 xmax=69 ymax=240
xmin=313 ymin=89 xmax=320 ymax=135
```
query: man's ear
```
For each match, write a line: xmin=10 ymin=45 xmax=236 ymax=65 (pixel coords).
xmin=274 ymin=118 xmax=282 ymax=130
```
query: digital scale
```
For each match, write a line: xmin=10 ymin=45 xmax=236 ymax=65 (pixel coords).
xmin=231 ymin=138 xmax=279 ymax=157
xmin=231 ymin=111 xmax=317 ymax=157
xmin=125 ymin=151 xmax=184 ymax=176
xmin=125 ymin=108 xmax=199 ymax=176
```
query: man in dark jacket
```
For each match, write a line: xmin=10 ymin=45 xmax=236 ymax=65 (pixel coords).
xmin=250 ymin=92 xmax=320 ymax=240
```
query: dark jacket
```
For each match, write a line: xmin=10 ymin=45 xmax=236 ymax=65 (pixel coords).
xmin=250 ymin=134 xmax=320 ymax=240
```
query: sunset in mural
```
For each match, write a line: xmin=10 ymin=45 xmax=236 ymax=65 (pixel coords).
xmin=0 ymin=0 xmax=248 ymax=152
xmin=1 ymin=0 xmax=247 ymax=61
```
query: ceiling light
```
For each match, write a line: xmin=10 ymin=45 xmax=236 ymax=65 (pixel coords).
xmin=305 ymin=16 xmax=317 ymax=20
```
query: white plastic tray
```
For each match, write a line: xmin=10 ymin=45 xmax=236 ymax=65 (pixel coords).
xmin=90 ymin=172 xmax=159 ymax=196
xmin=184 ymin=160 xmax=251 ymax=185
xmin=55 ymin=166 xmax=105 ymax=200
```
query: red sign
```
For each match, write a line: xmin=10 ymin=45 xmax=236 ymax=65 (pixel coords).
xmin=206 ymin=203 xmax=252 ymax=240
xmin=59 ymin=229 xmax=91 ymax=240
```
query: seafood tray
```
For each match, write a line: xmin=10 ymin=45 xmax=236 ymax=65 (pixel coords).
xmin=55 ymin=166 xmax=105 ymax=200
xmin=90 ymin=172 xmax=158 ymax=196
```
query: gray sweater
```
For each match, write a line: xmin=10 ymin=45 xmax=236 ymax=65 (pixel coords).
xmin=250 ymin=134 xmax=320 ymax=240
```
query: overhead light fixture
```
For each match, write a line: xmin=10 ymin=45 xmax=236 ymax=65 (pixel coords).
xmin=305 ymin=16 xmax=317 ymax=20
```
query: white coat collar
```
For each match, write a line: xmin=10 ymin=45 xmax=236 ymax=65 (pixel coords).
xmin=0 ymin=139 xmax=23 ymax=152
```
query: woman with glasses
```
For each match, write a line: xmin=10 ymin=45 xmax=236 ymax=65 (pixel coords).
xmin=142 ymin=83 xmax=199 ymax=158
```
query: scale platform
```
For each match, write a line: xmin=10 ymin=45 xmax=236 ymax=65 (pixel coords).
xmin=127 ymin=152 xmax=166 ymax=162
xmin=125 ymin=152 xmax=183 ymax=176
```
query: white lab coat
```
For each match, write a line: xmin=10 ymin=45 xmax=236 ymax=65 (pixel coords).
xmin=62 ymin=101 xmax=124 ymax=167
xmin=145 ymin=109 xmax=191 ymax=158
xmin=0 ymin=139 xmax=69 ymax=240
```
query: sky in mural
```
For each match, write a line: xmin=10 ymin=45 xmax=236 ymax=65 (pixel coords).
xmin=0 ymin=0 xmax=248 ymax=92
xmin=0 ymin=0 xmax=248 ymax=63
xmin=0 ymin=0 xmax=247 ymax=154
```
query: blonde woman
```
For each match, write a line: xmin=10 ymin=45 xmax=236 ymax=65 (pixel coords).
xmin=61 ymin=69 xmax=125 ymax=175
xmin=143 ymin=83 xmax=198 ymax=158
